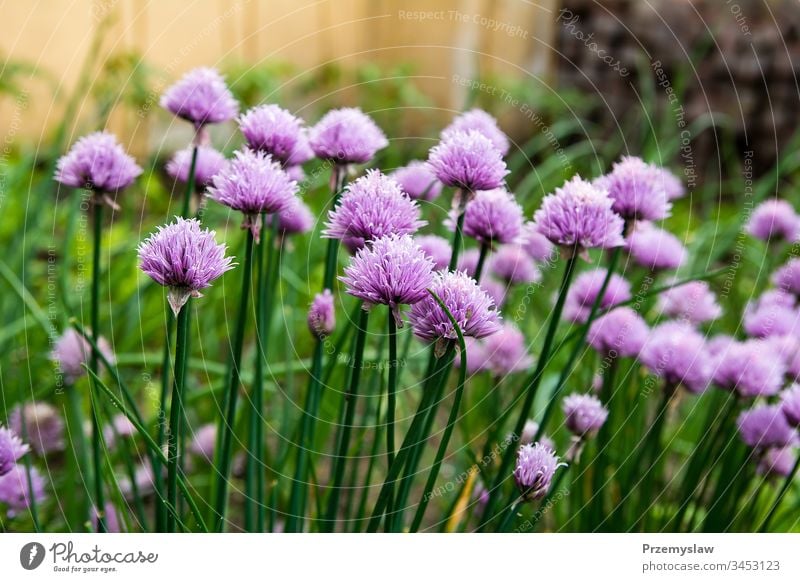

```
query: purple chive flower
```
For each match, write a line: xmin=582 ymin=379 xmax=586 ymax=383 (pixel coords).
xmin=0 ymin=425 xmax=28 ymax=476
xmin=533 ymin=176 xmax=625 ymax=250
xmin=166 ymin=145 xmax=227 ymax=191
xmin=55 ymin=132 xmax=142 ymax=200
xmin=489 ymin=244 xmax=540 ymax=284
xmin=481 ymin=279 xmax=508 ymax=309
xmin=513 ymin=443 xmax=565 ymax=499
xmin=341 ymin=234 xmax=435 ymax=325
xmin=160 ymin=67 xmax=239 ymax=128
xmin=442 ymin=108 xmax=510 ymax=155
xmin=277 ymin=196 xmax=314 ymax=236
xmin=707 ymin=334 xmax=736 ymax=357
xmin=427 ymin=130 xmax=509 ymax=191
xmin=458 ymin=337 xmax=489 ymax=375
xmin=391 ymin=161 xmax=443 ymax=200
xmin=286 ymin=131 xmax=314 ymax=166
xmin=308 ymin=289 xmax=336 ymax=339
xmin=102 ymin=414 xmax=136 ymax=448
xmin=781 ymin=384 xmax=800 ymax=427
xmin=458 ymin=249 xmax=481 ymax=277
xmin=189 ymin=424 xmax=217 ymax=462
xmin=238 ymin=104 xmax=304 ymax=163
xmin=595 ymin=156 xmax=672 ymax=222
xmin=744 ymin=290 xmax=800 ymax=338
xmin=138 ymin=217 xmax=235 ymax=315
xmin=51 ymin=328 xmax=115 ymax=384
xmin=587 ymin=306 xmax=649 ymax=358
xmin=520 ymin=421 xmax=556 ymax=452
xmin=639 ymin=321 xmax=712 ymax=393
xmin=323 ymin=170 xmax=425 ymax=252
xmin=208 ymin=148 xmax=298 ymax=239
xmin=657 ymin=167 xmax=686 ymax=200
xmin=481 ymin=322 xmax=533 ymax=376
xmin=772 ymin=258 xmax=800 ymax=296
xmin=747 ymin=199 xmax=800 ymax=243
xmin=765 ymin=335 xmax=800 ymax=381
xmin=408 ymin=270 xmax=502 ymax=344
xmin=657 ymin=281 xmax=722 ymax=324
xmin=120 ymin=463 xmax=157 ymax=500
xmin=563 ymin=269 xmax=632 ymax=324
xmin=562 ymin=393 xmax=609 ymax=438
xmin=449 ymin=188 xmax=524 ymax=246
xmin=309 ymin=107 xmax=388 ymax=164
xmin=0 ymin=464 xmax=46 ymax=517
xmin=757 ymin=446 xmax=797 ymax=478
xmin=92 ymin=503 xmax=122 ymax=533
xmin=737 ymin=404 xmax=797 ymax=449
xmin=519 ymin=222 xmax=556 ymax=262
xmin=416 ymin=235 xmax=452 ymax=271
xmin=712 ymin=340 xmax=786 ymax=398
xmin=625 ymin=222 xmax=687 ymax=271
xmin=9 ymin=403 xmax=65 ymax=455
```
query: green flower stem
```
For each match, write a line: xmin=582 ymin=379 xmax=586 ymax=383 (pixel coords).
xmin=180 ymin=144 xmax=199 ymax=218
xmin=352 ymin=390 xmax=386 ymax=531
xmin=322 ymin=308 xmax=371 ymax=532
xmin=409 ymin=291 xmax=469 ymax=532
xmin=758 ymin=454 xmax=800 ymax=531
xmin=385 ymin=312 xmax=399 ymax=514
xmin=367 ymin=344 xmax=456 ymax=532
xmin=89 ymin=201 xmax=106 ymax=532
xmin=588 ymin=357 xmax=618 ymax=526
xmin=211 ymin=230 xmax=256 ymax=532
xmin=479 ymin=252 xmax=579 ymax=530
xmin=448 ymin=192 xmax=468 ymax=271
xmin=322 ymin=166 xmax=347 ymax=291
xmin=474 ymin=242 xmax=490 ymax=282
xmin=166 ymin=299 xmax=191 ymax=532
xmin=65 ymin=386 xmax=90 ymax=529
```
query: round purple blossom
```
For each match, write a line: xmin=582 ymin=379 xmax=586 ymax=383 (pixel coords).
xmin=595 ymin=156 xmax=671 ymax=222
xmin=9 ymin=403 xmax=64 ymax=455
xmin=489 ymin=244 xmax=540 ymax=284
xmin=160 ymin=67 xmax=238 ymax=127
xmin=781 ymin=384 xmax=800 ymax=427
xmin=533 ymin=176 xmax=625 ymax=250
xmin=744 ymin=290 xmax=800 ymax=338
xmin=442 ymin=109 xmax=510 ymax=155
xmin=391 ymin=161 xmax=443 ymax=200
xmin=513 ymin=443 xmax=565 ymax=499
xmin=563 ymin=269 xmax=632 ymax=324
xmin=102 ymin=414 xmax=136 ymax=449
xmin=277 ymin=196 xmax=314 ymax=236
xmin=239 ymin=104 xmax=304 ymax=163
xmin=625 ymin=222 xmax=687 ymax=271
xmin=562 ymin=393 xmax=609 ymax=437
xmin=712 ymin=340 xmax=786 ymax=398
xmin=639 ymin=321 xmax=712 ymax=393
xmin=309 ymin=107 xmax=388 ymax=164
xmin=657 ymin=281 xmax=722 ymax=324
xmin=55 ymin=132 xmax=142 ymax=197
xmin=737 ymin=404 xmax=797 ymax=449
xmin=416 ymin=235 xmax=452 ymax=271
xmin=457 ymin=249 xmax=480 ymax=277
xmin=208 ymin=149 xmax=298 ymax=239
xmin=51 ymin=328 xmax=115 ymax=384
xmin=0 ymin=464 xmax=46 ymax=517
xmin=308 ymin=290 xmax=336 ymax=340
xmin=772 ymin=258 xmax=800 ymax=296
xmin=408 ymin=270 xmax=501 ymax=344
xmin=427 ymin=130 xmax=509 ymax=191
xmin=747 ymin=199 xmax=800 ymax=243
xmin=481 ymin=278 xmax=508 ymax=310
xmin=166 ymin=145 xmax=227 ymax=191
xmin=0 ymin=425 xmax=28 ymax=476
xmin=481 ymin=322 xmax=533 ymax=376
xmin=450 ymin=188 xmax=523 ymax=246
xmin=323 ymin=170 xmax=425 ymax=253
xmin=519 ymin=222 xmax=556 ymax=262
xmin=587 ymin=306 xmax=649 ymax=358
xmin=138 ymin=217 xmax=235 ymax=315
xmin=340 ymin=234 xmax=435 ymax=326
xmin=189 ymin=424 xmax=217 ymax=462
xmin=757 ymin=446 xmax=797 ymax=478
xmin=286 ymin=131 xmax=314 ymax=166
xmin=765 ymin=334 xmax=800 ymax=381
xmin=657 ymin=167 xmax=686 ymax=200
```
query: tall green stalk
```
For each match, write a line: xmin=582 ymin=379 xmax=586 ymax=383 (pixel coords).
xmin=180 ymin=145 xmax=199 ymax=218
xmin=758 ymin=455 xmax=800 ymax=531
xmin=474 ymin=242 xmax=490 ymax=282
xmin=89 ymin=201 xmax=106 ymax=532
xmin=166 ymin=300 xmax=191 ymax=532
xmin=322 ymin=308 xmax=370 ymax=532
xmin=65 ymin=386 xmax=90 ymax=529
xmin=211 ymin=230 xmax=256 ymax=532
xmin=448 ymin=192 xmax=468 ymax=271
xmin=384 ymin=313 xmax=399 ymax=518
xmin=478 ymin=252 xmax=579 ymax=529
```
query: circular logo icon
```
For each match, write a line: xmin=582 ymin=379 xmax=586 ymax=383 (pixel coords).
xmin=19 ymin=542 xmax=45 ymax=570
